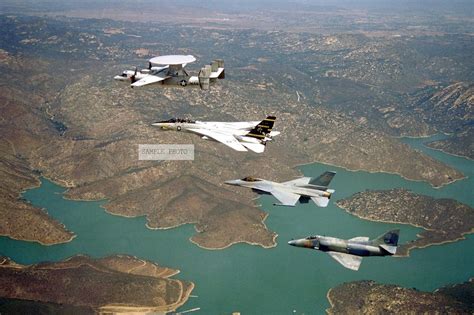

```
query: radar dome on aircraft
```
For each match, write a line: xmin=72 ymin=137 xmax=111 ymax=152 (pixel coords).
xmin=149 ymin=55 xmax=196 ymax=65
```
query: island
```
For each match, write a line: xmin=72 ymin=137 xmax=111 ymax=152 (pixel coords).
xmin=0 ymin=254 xmax=194 ymax=314
xmin=337 ymin=189 xmax=474 ymax=256
xmin=326 ymin=279 xmax=473 ymax=314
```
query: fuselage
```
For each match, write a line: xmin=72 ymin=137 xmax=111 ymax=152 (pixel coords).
xmin=288 ymin=236 xmax=389 ymax=257
xmin=226 ymin=179 xmax=332 ymax=199
xmin=152 ymin=120 xmax=269 ymax=144
xmin=114 ymin=66 xmax=200 ymax=86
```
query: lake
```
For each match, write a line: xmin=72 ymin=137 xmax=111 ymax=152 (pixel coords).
xmin=0 ymin=135 xmax=472 ymax=314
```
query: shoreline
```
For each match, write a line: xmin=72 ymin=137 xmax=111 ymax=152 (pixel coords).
xmin=4 ymin=173 xmax=77 ymax=246
xmin=19 ymin=175 xmax=280 ymax=251
xmin=293 ymin=158 xmax=465 ymax=190
xmin=325 ymin=288 xmax=335 ymax=315
xmin=111 ymin=204 xmax=280 ymax=251
xmin=98 ymin=282 xmax=195 ymax=314
xmin=292 ymin=132 xmax=471 ymax=189
xmin=189 ymin=210 xmax=278 ymax=250
xmin=423 ymin=142 xmax=474 ymax=162
xmin=0 ymin=232 xmax=76 ymax=247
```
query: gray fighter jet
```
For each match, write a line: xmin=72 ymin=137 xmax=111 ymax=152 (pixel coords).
xmin=225 ymin=171 xmax=336 ymax=207
xmin=288 ymin=229 xmax=400 ymax=271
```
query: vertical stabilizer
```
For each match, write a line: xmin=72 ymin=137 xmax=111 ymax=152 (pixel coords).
xmin=245 ymin=116 xmax=276 ymax=140
xmin=372 ymin=229 xmax=400 ymax=255
xmin=309 ymin=171 xmax=336 ymax=187
xmin=199 ymin=65 xmax=211 ymax=90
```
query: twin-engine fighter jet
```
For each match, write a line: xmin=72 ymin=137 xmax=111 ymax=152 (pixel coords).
xmin=288 ymin=229 xmax=400 ymax=271
xmin=152 ymin=116 xmax=280 ymax=153
xmin=114 ymin=55 xmax=224 ymax=89
xmin=225 ymin=171 xmax=336 ymax=207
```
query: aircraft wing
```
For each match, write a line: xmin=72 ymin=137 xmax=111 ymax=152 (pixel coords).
xmin=270 ymin=189 xmax=301 ymax=206
xmin=187 ymin=128 xmax=248 ymax=152
xmin=131 ymin=75 xmax=168 ymax=87
xmin=282 ymin=177 xmax=312 ymax=186
xmin=349 ymin=237 xmax=370 ymax=242
xmin=327 ymin=252 xmax=362 ymax=271
xmin=217 ymin=121 xmax=260 ymax=130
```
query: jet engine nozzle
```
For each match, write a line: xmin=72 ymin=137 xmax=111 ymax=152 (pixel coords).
xmin=323 ymin=191 xmax=332 ymax=199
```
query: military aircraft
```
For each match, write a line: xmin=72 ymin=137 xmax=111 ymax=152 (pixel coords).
xmin=288 ymin=229 xmax=400 ymax=271
xmin=225 ymin=171 xmax=336 ymax=207
xmin=114 ymin=55 xmax=224 ymax=89
xmin=152 ymin=116 xmax=279 ymax=153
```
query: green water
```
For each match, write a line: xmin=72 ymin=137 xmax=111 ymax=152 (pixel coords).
xmin=0 ymin=135 xmax=473 ymax=314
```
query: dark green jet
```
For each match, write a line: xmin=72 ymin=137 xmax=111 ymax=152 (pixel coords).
xmin=288 ymin=230 xmax=399 ymax=271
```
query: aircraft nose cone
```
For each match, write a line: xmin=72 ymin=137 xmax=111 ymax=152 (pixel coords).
xmin=288 ymin=240 xmax=297 ymax=246
xmin=225 ymin=180 xmax=240 ymax=186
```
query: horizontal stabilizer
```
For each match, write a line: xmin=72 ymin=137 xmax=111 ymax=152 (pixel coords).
xmin=380 ymin=244 xmax=397 ymax=255
xmin=327 ymin=252 xmax=362 ymax=271
xmin=209 ymin=67 xmax=225 ymax=79
xmin=311 ymin=196 xmax=330 ymax=207
xmin=241 ymin=142 xmax=265 ymax=153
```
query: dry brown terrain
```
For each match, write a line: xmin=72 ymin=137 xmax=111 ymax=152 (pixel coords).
xmin=326 ymin=280 xmax=473 ymax=314
xmin=0 ymin=254 xmax=193 ymax=313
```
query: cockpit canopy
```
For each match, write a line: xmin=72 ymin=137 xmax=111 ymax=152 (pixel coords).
xmin=305 ymin=235 xmax=319 ymax=240
xmin=241 ymin=176 xmax=261 ymax=182
xmin=157 ymin=118 xmax=195 ymax=123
